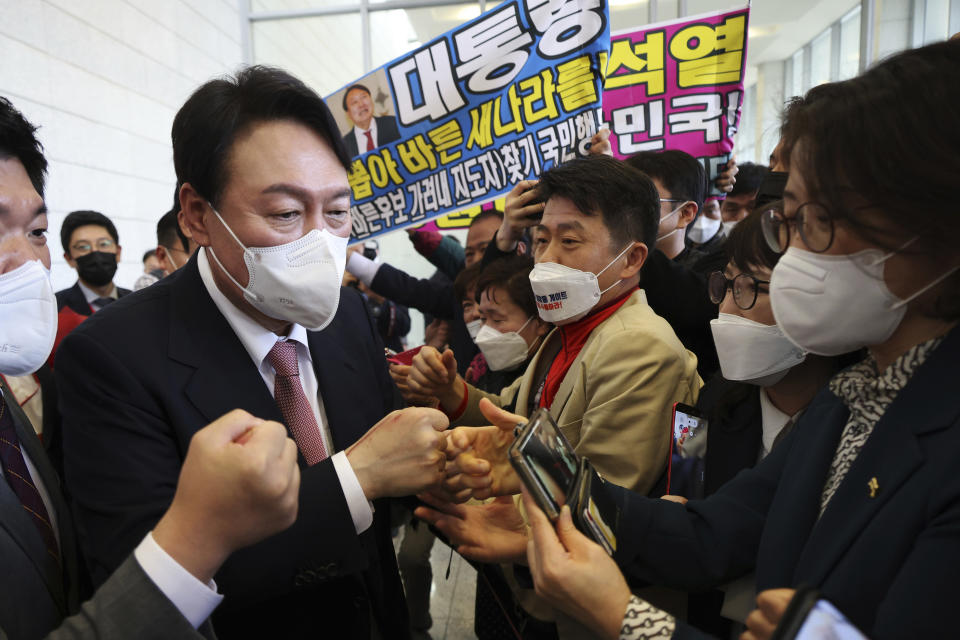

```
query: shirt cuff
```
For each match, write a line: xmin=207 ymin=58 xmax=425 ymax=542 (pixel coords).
xmin=619 ymin=595 xmax=676 ymax=640
xmin=347 ymin=252 xmax=381 ymax=287
xmin=134 ymin=532 xmax=223 ymax=629
xmin=332 ymin=451 xmax=375 ymax=534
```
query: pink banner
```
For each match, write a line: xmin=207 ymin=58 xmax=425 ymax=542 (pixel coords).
xmin=603 ymin=6 xmax=750 ymax=194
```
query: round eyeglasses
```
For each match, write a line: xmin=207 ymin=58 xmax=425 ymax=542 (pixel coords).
xmin=760 ymin=202 xmax=835 ymax=253
xmin=708 ymin=270 xmax=770 ymax=310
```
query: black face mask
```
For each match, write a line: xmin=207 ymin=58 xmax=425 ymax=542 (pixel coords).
xmin=76 ymin=251 xmax=118 ymax=287
xmin=756 ymin=171 xmax=788 ymax=208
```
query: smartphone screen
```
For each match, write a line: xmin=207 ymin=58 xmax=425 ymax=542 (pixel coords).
xmin=794 ymin=600 xmax=867 ymax=640
xmin=672 ymin=403 xmax=708 ymax=458
xmin=516 ymin=411 xmax=578 ymax=512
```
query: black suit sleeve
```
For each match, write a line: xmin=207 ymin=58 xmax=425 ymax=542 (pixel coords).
xmin=370 ymin=264 xmax=458 ymax=320
xmin=607 ymin=424 xmax=795 ymax=592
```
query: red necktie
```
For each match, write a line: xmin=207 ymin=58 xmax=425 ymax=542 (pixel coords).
xmin=267 ymin=341 xmax=327 ymax=465
xmin=0 ymin=394 xmax=60 ymax=562
xmin=364 ymin=130 xmax=374 ymax=152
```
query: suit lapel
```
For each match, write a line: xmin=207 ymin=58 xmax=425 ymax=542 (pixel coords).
xmin=794 ymin=328 xmax=960 ymax=586
xmin=517 ymin=328 xmax=560 ymax=417
xmin=65 ymin=283 xmax=91 ymax=317
xmin=168 ymin=257 xmax=282 ymax=429
xmin=0 ymin=382 xmax=67 ymax=613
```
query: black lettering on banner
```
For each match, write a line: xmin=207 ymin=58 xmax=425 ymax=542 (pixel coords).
xmin=526 ymin=0 xmax=607 ymax=60
xmin=453 ymin=3 xmax=534 ymax=93
xmin=389 ymin=40 xmax=467 ymax=126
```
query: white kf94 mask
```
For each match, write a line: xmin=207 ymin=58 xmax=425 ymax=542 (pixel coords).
xmin=207 ymin=206 xmax=348 ymax=331
xmin=710 ymin=313 xmax=807 ymax=386
xmin=0 ymin=260 xmax=58 ymax=376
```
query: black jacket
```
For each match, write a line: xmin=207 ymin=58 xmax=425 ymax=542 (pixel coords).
xmin=55 ymin=253 xmax=408 ymax=639
xmin=54 ymin=282 xmax=131 ymax=317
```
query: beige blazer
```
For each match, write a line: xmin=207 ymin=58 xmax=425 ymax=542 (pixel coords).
xmin=455 ymin=289 xmax=702 ymax=494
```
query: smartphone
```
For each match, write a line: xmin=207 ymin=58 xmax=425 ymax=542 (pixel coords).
xmin=771 ymin=587 xmax=868 ymax=640
xmin=672 ymin=402 xmax=708 ymax=459
xmin=509 ymin=408 xmax=579 ymax=520
xmin=385 ymin=345 xmax=424 ymax=366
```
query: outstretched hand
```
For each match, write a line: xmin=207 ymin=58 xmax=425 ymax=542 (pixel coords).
xmin=415 ymin=492 xmax=528 ymax=564
xmin=444 ymin=398 xmax=524 ymax=500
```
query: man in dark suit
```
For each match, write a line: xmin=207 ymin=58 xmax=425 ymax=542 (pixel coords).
xmin=55 ymin=210 xmax=131 ymax=316
xmin=56 ymin=66 xmax=450 ymax=639
xmin=0 ymin=95 xmax=301 ymax=640
xmin=341 ymin=84 xmax=401 ymax=157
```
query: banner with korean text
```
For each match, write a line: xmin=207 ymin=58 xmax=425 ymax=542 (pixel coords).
xmin=328 ymin=0 xmax=611 ymax=243
xmin=603 ymin=6 xmax=749 ymax=194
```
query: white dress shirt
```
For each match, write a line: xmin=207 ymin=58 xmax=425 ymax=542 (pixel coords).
xmin=757 ymin=388 xmax=796 ymax=461
xmin=352 ymin=117 xmax=379 ymax=153
xmin=77 ymin=280 xmax=118 ymax=312
xmin=197 ymin=248 xmax=373 ymax=534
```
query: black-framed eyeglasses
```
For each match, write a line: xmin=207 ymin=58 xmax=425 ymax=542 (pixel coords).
xmin=760 ymin=202 xmax=835 ymax=253
xmin=708 ymin=270 xmax=770 ymax=310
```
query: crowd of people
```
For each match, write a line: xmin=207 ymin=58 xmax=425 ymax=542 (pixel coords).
xmin=0 ymin=35 xmax=956 ymax=640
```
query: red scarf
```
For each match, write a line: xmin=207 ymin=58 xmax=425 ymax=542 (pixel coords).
xmin=539 ymin=288 xmax=636 ymax=409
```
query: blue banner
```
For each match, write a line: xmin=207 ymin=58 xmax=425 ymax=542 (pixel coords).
xmin=327 ymin=0 xmax=611 ymax=243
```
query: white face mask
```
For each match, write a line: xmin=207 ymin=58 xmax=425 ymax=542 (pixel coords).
xmin=722 ymin=220 xmax=738 ymax=236
xmin=770 ymin=245 xmax=959 ymax=356
xmin=0 ymin=260 xmax=57 ymax=376
xmin=710 ymin=313 xmax=807 ymax=386
xmin=657 ymin=203 xmax=685 ymax=242
xmin=474 ymin=317 xmax=534 ymax=371
xmin=207 ymin=206 xmax=348 ymax=331
xmin=687 ymin=214 xmax=722 ymax=244
xmin=465 ymin=318 xmax=483 ymax=340
xmin=528 ymin=244 xmax=633 ymax=325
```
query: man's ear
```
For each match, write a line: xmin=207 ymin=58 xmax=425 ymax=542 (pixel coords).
xmin=155 ymin=245 xmax=171 ymax=272
xmin=676 ymin=202 xmax=699 ymax=230
xmin=114 ymin=245 xmax=122 ymax=263
xmin=179 ymin=183 xmax=212 ymax=247
xmin=534 ymin=318 xmax=551 ymax=338
xmin=64 ymin=251 xmax=76 ymax=269
xmin=618 ymin=241 xmax=648 ymax=279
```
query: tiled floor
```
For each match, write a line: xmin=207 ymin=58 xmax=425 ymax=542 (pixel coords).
xmin=394 ymin=527 xmax=478 ymax=640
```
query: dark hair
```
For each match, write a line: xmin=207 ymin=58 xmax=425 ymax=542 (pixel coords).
xmin=728 ymin=162 xmax=768 ymax=197
xmin=537 ymin=155 xmax=659 ymax=251
xmin=725 ymin=204 xmax=782 ymax=275
xmin=172 ymin=65 xmax=350 ymax=208
xmin=157 ymin=207 xmax=188 ymax=252
xmin=341 ymin=84 xmax=371 ymax=111
xmin=0 ymin=97 xmax=47 ymax=197
xmin=60 ymin=210 xmax=119 ymax=253
xmin=625 ymin=150 xmax=706 ymax=209
xmin=142 ymin=249 xmax=157 ymax=263
xmin=782 ymin=40 xmax=960 ymax=319
xmin=454 ymin=262 xmax=483 ymax=302
xmin=472 ymin=208 xmax=504 ymax=226
xmin=474 ymin=255 xmax=536 ymax=318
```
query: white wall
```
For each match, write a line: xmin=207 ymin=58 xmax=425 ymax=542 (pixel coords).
xmin=0 ymin=0 xmax=245 ymax=292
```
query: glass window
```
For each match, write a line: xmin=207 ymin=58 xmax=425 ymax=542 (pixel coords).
xmin=369 ymin=4 xmax=482 ymax=69
xmin=252 ymin=0 xmax=359 ymax=11
xmin=924 ymin=0 xmax=950 ymax=43
xmin=809 ymin=28 xmax=831 ymax=88
xmin=252 ymin=14 xmax=363 ymax=96
xmin=790 ymin=49 xmax=804 ymax=98
xmin=838 ymin=6 xmax=861 ymax=80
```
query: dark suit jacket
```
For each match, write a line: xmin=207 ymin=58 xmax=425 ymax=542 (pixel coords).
xmin=607 ymin=324 xmax=960 ymax=638
xmin=55 ymin=254 xmax=408 ymax=639
xmin=342 ymin=116 xmax=402 ymax=157
xmin=54 ymin=282 xmax=131 ymax=317
xmin=371 ymin=263 xmax=477 ymax=375
xmin=0 ymin=382 xmax=208 ymax=640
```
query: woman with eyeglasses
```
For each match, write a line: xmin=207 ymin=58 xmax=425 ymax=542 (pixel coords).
xmin=454 ymin=40 xmax=960 ymax=640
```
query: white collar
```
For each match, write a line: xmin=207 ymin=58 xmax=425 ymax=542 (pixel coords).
xmin=758 ymin=387 xmax=795 ymax=456
xmin=78 ymin=280 xmax=116 ymax=303
xmin=355 ymin=117 xmax=377 ymax=135
xmin=197 ymin=248 xmax=311 ymax=370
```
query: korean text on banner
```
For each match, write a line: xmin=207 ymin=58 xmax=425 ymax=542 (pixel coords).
xmin=327 ymin=0 xmax=611 ymax=243
xmin=603 ymin=6 xmax=750 ymax=193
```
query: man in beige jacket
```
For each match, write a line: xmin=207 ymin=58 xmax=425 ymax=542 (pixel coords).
xmin=410 ymin=155 xmax=702 ymax=637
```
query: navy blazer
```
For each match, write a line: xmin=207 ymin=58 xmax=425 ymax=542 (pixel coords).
xmin=342 ymin=116 xmax=402 ymax=158
xmin=54 ymin=281 xmax=131 ymax=317
xmin=55 ymin=254 xmax=408 ymax=639
xmin=608 ymin=324 xmax=960 ymax=638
